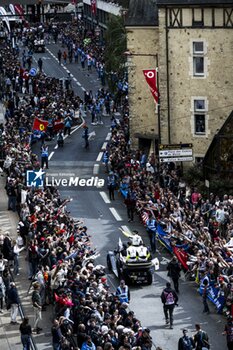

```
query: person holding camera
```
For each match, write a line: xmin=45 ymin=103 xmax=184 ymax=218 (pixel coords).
xmin=160 ymin=282 xmax=178 ymax=329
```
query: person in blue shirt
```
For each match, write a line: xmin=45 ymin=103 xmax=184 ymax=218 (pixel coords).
xmin=81 ymin=336 xmax=96 ymax=350
xmin=107 ymin=172 xmax=116 ymax=201
xmin=146 ymin=213 xmax=157 ymax=254
xmin=41 ymin=144 xmax=49 ymax=169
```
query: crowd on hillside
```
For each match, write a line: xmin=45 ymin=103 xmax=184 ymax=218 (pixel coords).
xmin=0 ymin=26 xmax=157 ymax=350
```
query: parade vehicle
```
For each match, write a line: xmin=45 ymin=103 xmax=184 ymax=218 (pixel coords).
xmin=34 ymin=39 xmax=45 ymax=53
xmin=107 ymin=230 xmax=159 ymax=285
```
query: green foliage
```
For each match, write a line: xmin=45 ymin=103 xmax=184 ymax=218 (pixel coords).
xmin=183 ymin=165 xmax=233 ymax=197
xmin=104 ymin=15 xmax=127 ymax=92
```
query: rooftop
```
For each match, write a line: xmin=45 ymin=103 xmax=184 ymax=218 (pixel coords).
xmin=125 ymin=0 xmax=158 ymax=26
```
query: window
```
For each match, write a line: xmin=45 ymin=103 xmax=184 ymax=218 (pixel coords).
xmin=194 ymin=99 xmax=206 ymax=134
xmin=192 ymin=8 xmax=204 ymax=27
xmin=193 ymin=41 xmax=204 ymax=76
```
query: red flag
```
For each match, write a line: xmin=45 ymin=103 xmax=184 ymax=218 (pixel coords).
xmin=14 ymin=4 xmax=25 ymax=20
xmin=143 ymin=69 xmax=159 ymax=104
xmin=91 ymin=0 xmax=97 ymax=15
xmin=53 ymin=120 xmax=64 ymax=132
xmin=33 ymin=118 xmax=49 ymax=132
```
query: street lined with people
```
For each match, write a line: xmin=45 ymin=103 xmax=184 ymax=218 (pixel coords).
xmin=0 ymin=16 xmax=230 ymax=350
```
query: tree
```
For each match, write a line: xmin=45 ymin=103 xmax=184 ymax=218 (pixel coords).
xmin=104 ymin=15 xmax=127 ymax=93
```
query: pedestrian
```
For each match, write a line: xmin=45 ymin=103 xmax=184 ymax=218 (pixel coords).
xmin=107 ymin=171 xmax=117 ymax=201
xmin=82 ymin=124 xmax=89 ymax=149
xmin=37 ymin=58 xmax=43 ymax=72
xmin=51 ymin=319 xmax=63 ymax=350
xmin=35 ymin=265 xmax=46 ymax=310
xmin=81 ymin=335 xmax=96 ymax=350
xmin=7 ymin=282 xmax=19 ymax=325
xmin=19 ymin=316 xmax=32 ymax=350
xmin=193 ymin=324 xmax=210 ymax=350
xmin=160 ymin=282 xmax=178 ymax=329
xmin=146 ymin=213 xmax=157 ymax=254
xmin=81 ymin=55 xmax=85 ymax=69
xmin=103 ymin=149 xmax=109 ymax=173
xmin=124 ymin=190 xmax=137 ymax=222
xmin=223 ymin=316 xmax=233 ymax=350
xmin=12 ymin=239 xmax=25 ymax=276
xmin=167 ymin=256 xmax=182 ymax=293
xmin=41 ymin=144 xmax=49 ymax=169
xmin=116 ymin=280 xmax=130 ymax=303
xmin=57 ymin=50 xmax=62 ymax=65
xmin=64 ymin=115 xmax=72 ymax=136
xmin=178 ymin=329 xmax=195 ymax=350
xmin=6 ymin=179 xmax=17 ymax=212
xmin=63 ymin=51 xmax=67 ymax=65
xmin=31 ymin=282 xmax=42 ymax=334
xmin=202 ymin=279 xmax=210 ymax=314
xmin=0 ymin=274 xmax=5 ymax=313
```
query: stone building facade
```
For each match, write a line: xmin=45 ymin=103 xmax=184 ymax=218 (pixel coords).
xmin=126 ymin=0 xmax=233 ymax=164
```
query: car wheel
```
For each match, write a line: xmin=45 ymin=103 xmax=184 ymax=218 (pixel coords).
xmin=107 ymin=254 xmax=112 ymax=272
xmin=147 ymin=273 xmax=153 ymax=285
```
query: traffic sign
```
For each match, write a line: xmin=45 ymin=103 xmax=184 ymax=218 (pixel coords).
xmin=159 ymin=143 xmax=193 ymax=162
xmin=159 ymin=156 xmax=193 ymax=163
xmin=29 ymin=67 xmax=37 ymax=76
xmin=159 ymin=149 xmax=193 ymax=157
xmin=159 ymin=143 xmax=193 ymax=150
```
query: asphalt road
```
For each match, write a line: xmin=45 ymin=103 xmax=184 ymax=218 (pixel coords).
xmin=32 ymin=43 xmax=227 ymax=350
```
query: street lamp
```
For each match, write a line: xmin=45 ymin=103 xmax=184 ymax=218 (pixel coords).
xmin=94 ymin=25 xmax=101 ymax=38
xmin=94 ymin=25 xmax=101 ymax=46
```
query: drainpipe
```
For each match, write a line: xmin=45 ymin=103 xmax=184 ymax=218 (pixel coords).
xmin=165 ymin=6 xmax=171 ymax=144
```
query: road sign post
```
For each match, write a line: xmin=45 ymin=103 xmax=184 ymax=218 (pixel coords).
xmin=159 ymin=143 xmax=193 ymax=163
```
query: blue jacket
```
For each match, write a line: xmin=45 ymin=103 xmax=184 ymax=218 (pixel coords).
xmin=81 ymin=341 xmax=96 ymax=350
xmin=8 ymin=286 xmax=19 ymax=304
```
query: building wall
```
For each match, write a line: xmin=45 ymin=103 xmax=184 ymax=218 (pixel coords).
xmin=126 ymin=26 xmax=159 ymax=150
xmin=158 ymin=6 xmax=233 ymax=162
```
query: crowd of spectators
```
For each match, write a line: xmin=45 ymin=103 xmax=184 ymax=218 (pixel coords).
xmin=106 ymin=99 xmax=233 ymax=317
xmin=1 ymin=17 xmax=233 ymax=350
xmin=0 ymin=25 xmax=156 ymax=350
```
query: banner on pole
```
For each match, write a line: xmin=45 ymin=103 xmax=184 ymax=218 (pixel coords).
xmin=143 ymin=69 xmax=159 ymax=104
xmin=91 ymin=0 xmax=97 ymax=16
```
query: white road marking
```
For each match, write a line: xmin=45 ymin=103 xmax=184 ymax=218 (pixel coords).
xmin=105 ymin=132 xmax=111 ymax=141
xmin=101 ymin=142 xmax=108 ymax=150
xmin=46 ymin=47 xmax=86 ymax=92
xmin=70 ymin=117 xmax=85 ymax=135
xmin=99 ymin=191 xmax=110 ymax=204
xmin=121 ymin=225 xmax=131 ymax=234
xmin=54 ymin=145 xmax=58 ymax=150
xmin=64 ymin=135 xmax=69 ymax=140
xmin=48 ymin=151 xmax=54 ymax=160
xmin=93 ymin=164 xmax=99 ymax=175
xmin=109 ymin=208 xmax=123 ymax=221
xmin=96 ymin=152 xmax=103 ymax=162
